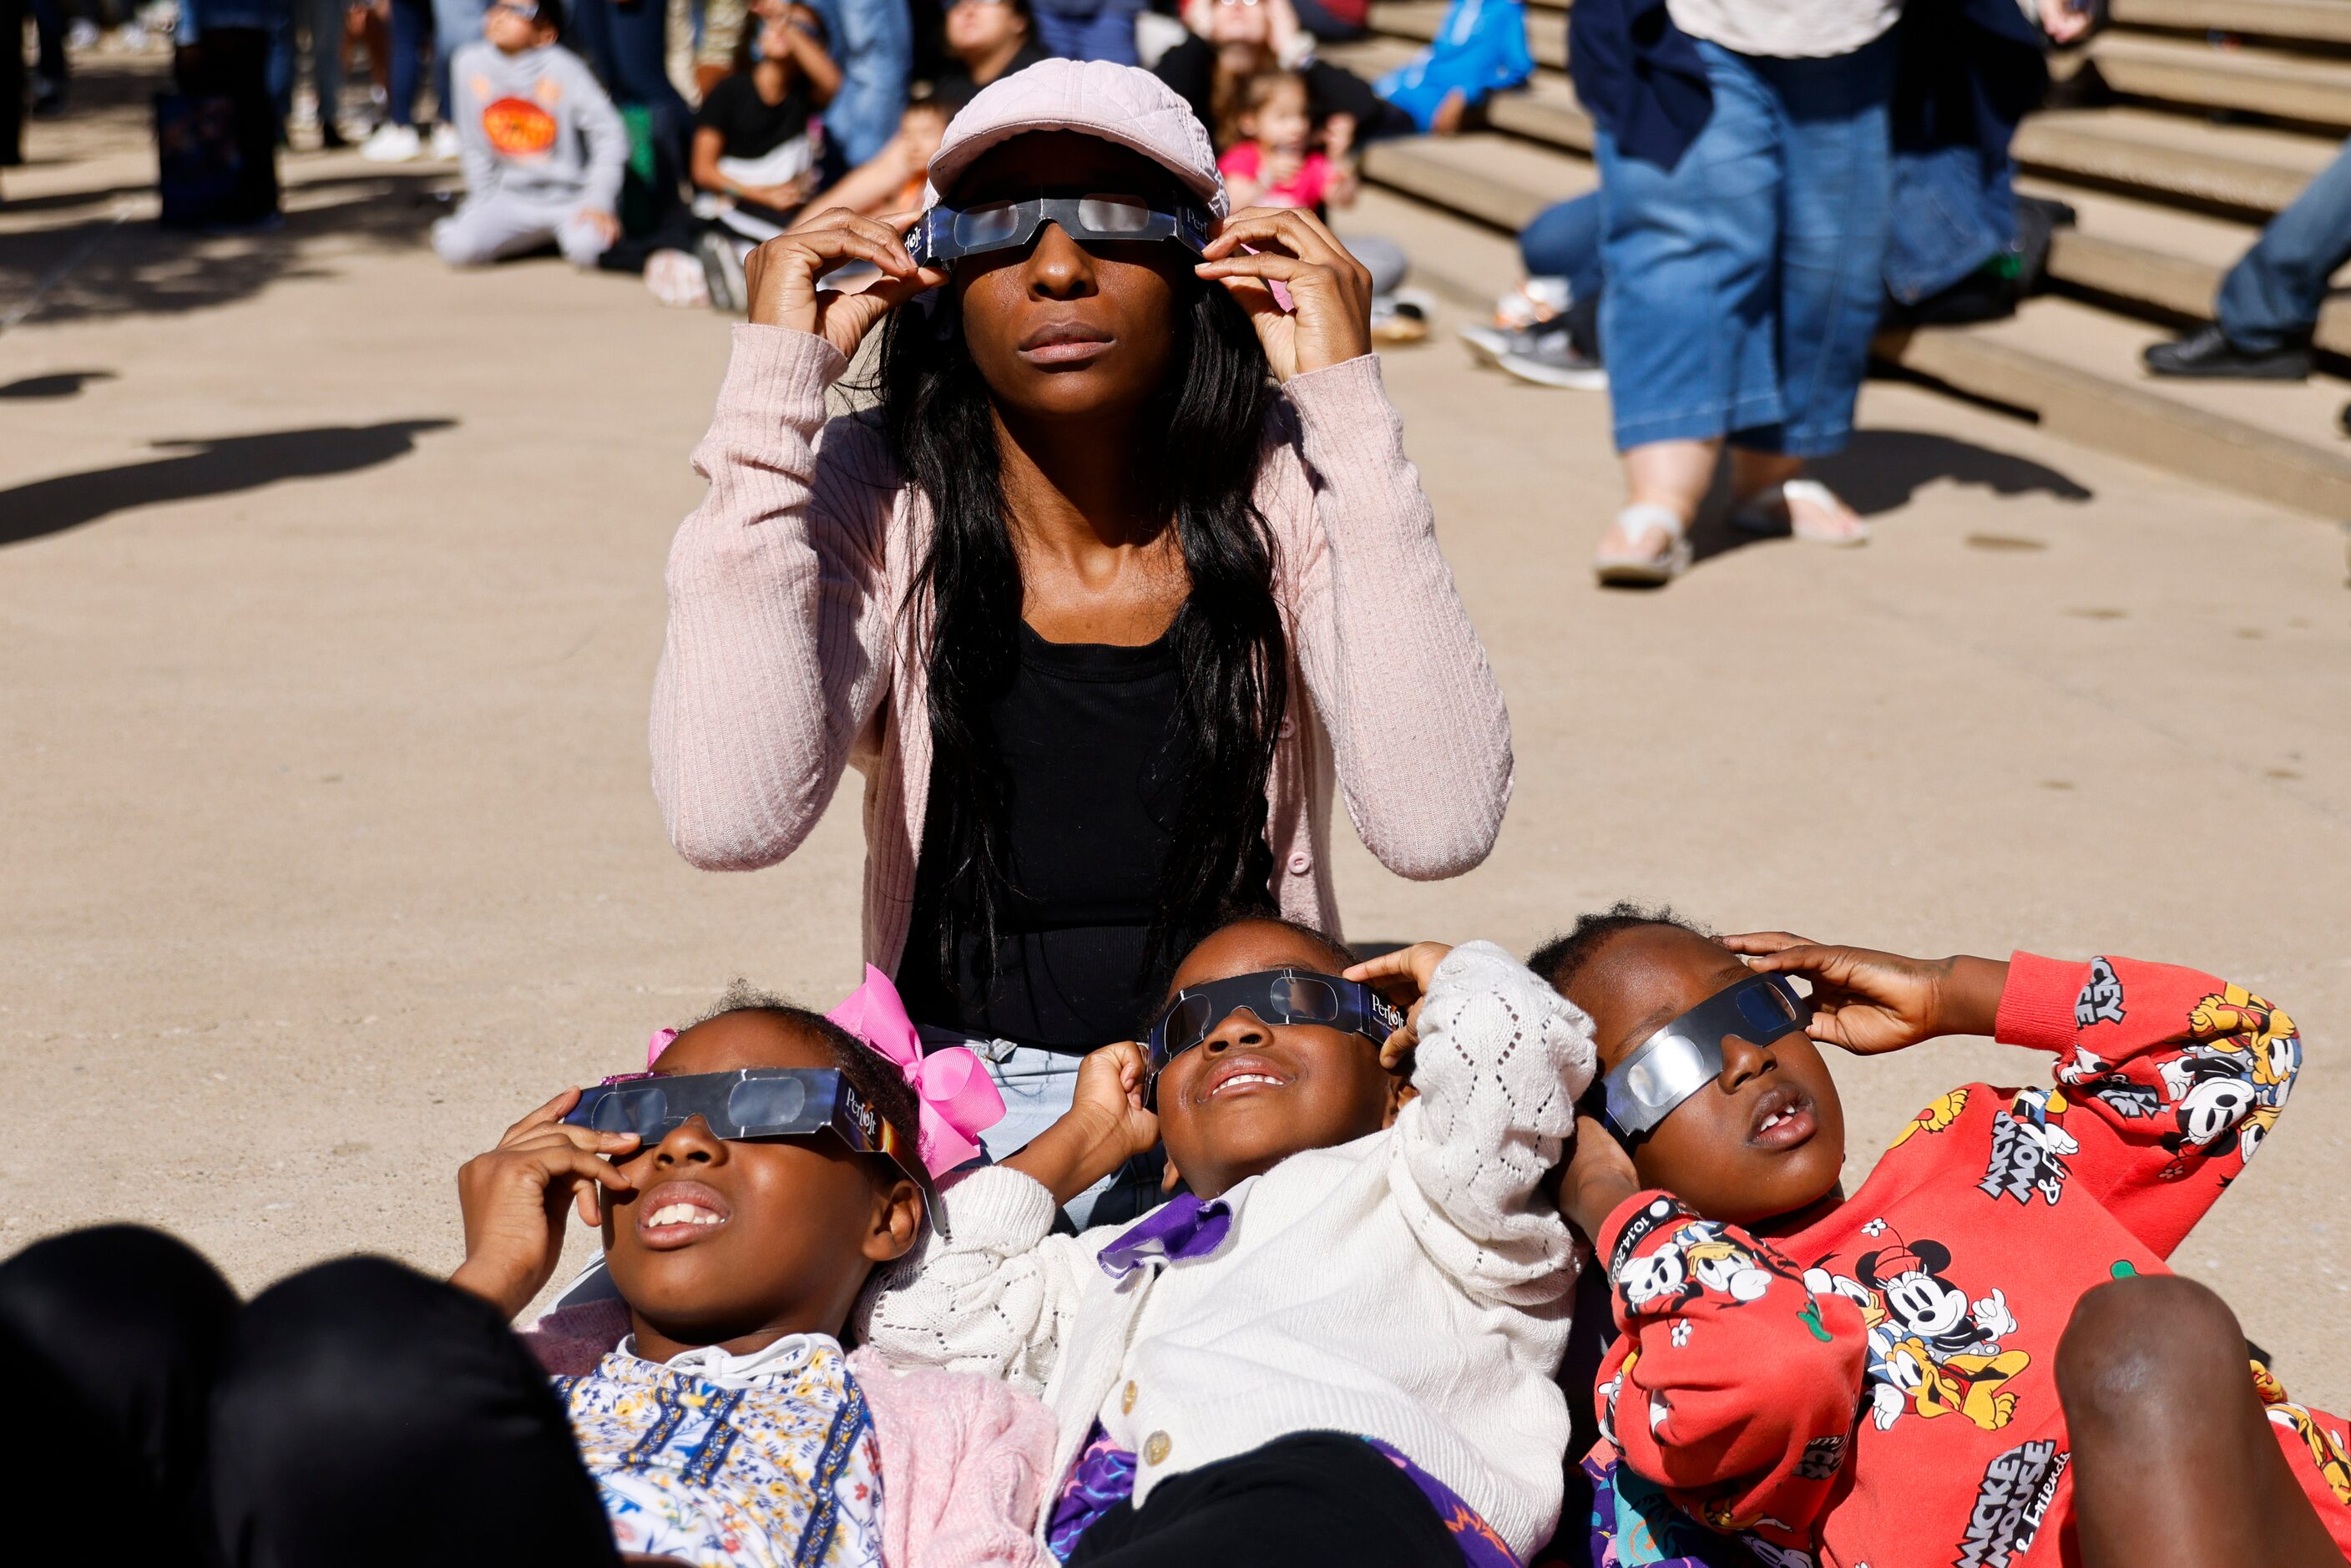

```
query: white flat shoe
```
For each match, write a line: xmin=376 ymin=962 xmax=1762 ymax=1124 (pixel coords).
xmin=1732 ymin=478 xmax=1869 ymax=545
xmin=1595 ymin=503 xmax=1692 ymax=586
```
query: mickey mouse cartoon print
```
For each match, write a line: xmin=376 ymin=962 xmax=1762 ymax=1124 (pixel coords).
xmin=1849 ymin=1235 xmax=2028 ymax=1432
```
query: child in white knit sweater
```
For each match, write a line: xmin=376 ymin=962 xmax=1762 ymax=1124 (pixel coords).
xmin=858 ymin=914 xmax=1595 ymax=1568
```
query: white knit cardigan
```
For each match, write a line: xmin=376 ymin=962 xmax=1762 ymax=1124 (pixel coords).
xmin=856 ymin=943 xmax=1597 ymax=1559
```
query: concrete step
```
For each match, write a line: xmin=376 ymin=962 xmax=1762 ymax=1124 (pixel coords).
xmin=2086 ymin=33 xmax=2351 ymax=125
xmin=1880 ymin=293 xmax=2351 ymax=516
xmin=1341 ymin=34 xmax=2343 ymax=222
xmin=2108 ymin=0 xmax=2351 ymax=48
xmin=1351 ymin=127 xmax=2351 ymax=518
xmin=2021 ymin=176 xmax=2351 ymax=352
xmin=2014 ymin=106 xmax=2338 ymax=217
xmin=1359 ymin=129 xmax=1594 ymax=231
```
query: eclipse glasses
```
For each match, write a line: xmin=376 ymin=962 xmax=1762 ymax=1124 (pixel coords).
xmin=1145 ymin=968 xmax=1403 ymax=1105
xmin=907 ymin=189 xmax=1214 ymax=269
xmin=565 ymin=1066 xmax=944 ymax=1229
xmin=1591 ymin=972 xmax=1812 ymax=1140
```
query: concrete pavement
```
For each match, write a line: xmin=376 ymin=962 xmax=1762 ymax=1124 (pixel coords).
xmin=7 ymin=56 xmax=2349 ymax=1404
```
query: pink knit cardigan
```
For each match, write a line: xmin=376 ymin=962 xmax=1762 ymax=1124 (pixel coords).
xmin=650 ymin=325 xmax=1513 ymax=974
xmin=525 ymin=1299 xmax=1058 ymax=1568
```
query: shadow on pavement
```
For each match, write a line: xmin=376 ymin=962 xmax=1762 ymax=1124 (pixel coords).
xmin=1682 ymin=426 xmax=2094 ymax=568
xmin=1 ymin=169 xmax=453 ymax=326
xmin=0 ymin=418 xmax=457 ymax=545
xmin=1813 ymin=427 xmax=2095 ymax=516
xmin=0 ymin=369 xmax=118 ymax=397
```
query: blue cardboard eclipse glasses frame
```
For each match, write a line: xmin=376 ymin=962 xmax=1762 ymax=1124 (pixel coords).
xmin=906 ymin=189 xmax=1213 ymax=269
xmin=1592 ymin=972 xmax=1812 ymax=1140
xmin=1145 ymin=968 xmax=1404 ymax=1105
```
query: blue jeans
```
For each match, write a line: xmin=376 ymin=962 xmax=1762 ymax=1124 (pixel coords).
xmin=2216 ymin=134 xmax=2351 ymax=352
xmin=1595 ymin=34 xmax=1893 ymax=456
xmin=431 ymin=0 xmax=482 ymax=129
xmin=1518 ymin=189 xmax=1602 ymax=301
xmin=387 ymin=0 xmax=430 ymax=124
xmin=805 ymin=0 xmax=909 ymax=167
xmin=570 ymin=0 xmax=692 ymax=167
xmin=1883 ymin=139 xmax=2015 ymax=305
xmin=1031 ymin=0 xmax=1142 ymax=63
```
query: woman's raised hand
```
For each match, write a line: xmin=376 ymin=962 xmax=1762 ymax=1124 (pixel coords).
xmin=744 ymin=207 xmax=949 ymax=358
xmin=1196 ymin=206 xmax=1373 ymax=382
xmin=449 ymin=1087 xmax=640 ymax=1320
xmin=1720 ymin=933 xmax=2010 ymax=1056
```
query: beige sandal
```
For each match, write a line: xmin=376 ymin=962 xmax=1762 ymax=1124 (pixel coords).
xmin=1595 ymin=503 xmax=1693 ymax=587
xmin=1732 ymin=478 xmax=1869 ymax=546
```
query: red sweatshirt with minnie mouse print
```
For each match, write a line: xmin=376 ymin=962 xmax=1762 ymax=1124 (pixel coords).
xmin=1585 ymin=952 xmax=2351 ymax=1568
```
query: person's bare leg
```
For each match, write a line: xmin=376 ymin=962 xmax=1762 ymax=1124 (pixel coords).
xmin=2057 ymin=1273 xmax=2343 ymax=1568
xmin=1596 ymin=438 xmax=1717 ymax=551
xmin=1727 ymin=448 xmax=1864 ymax=541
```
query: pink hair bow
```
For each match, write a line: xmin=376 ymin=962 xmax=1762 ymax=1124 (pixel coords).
xmin=829 ymin=964 xmax=1004 ymax=1176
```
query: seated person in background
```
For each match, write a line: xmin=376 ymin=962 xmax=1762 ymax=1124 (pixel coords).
xmin=1155 ymin=0 xmax=1414 ymax=152
xmin=432 ymin=0 xmax=628 ymax=268
xmin=692 ymin=3 xmax=840 ymax=242
xmin=796 ymin=95 xmax=951 ymax=225
xmin=861 ymin=914 xmax=1594 ymax=1567
xmin=930 ymin=0 xmax=1049 ymax=114
xmin=1535 ymin=907 xmax=2351 ymax=1568
xmin=1216 ymin=70 xmax=1354 ymax=213
xmin=1029 ymin=0 xmax=1145 ymax=66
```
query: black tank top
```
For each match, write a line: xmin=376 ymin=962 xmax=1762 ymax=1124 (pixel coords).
xmin=895 ymin=621 xmax=1272 ymax=1053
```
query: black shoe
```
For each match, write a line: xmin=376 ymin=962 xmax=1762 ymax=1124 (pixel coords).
xmin=2144 ymin=324 xmax=2310 ymax=380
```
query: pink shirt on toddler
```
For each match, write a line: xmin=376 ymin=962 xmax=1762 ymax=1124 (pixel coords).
xmin=1219 ymin=141 xmax=1336 ymax=210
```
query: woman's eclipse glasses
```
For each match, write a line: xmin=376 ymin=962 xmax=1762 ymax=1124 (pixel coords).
xmin=907 ymin=190 xmax=1214 ymax=268
xmin=1145 ymin=969 xmax=1404 ymax=1106
xmin=1590 ymin=972 xmax=1812 ymax=1140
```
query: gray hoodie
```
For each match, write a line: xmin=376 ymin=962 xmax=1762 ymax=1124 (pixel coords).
xmin=446 ymin=39 xmax=628 ymax=210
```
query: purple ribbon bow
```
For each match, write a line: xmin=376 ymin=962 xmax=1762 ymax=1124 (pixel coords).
xmin=1096 ymin=1195 xmax=1233 ymax=1279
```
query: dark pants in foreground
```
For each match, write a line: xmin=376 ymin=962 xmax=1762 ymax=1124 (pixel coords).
xmin=1 ymin=1225 xmax=617 ymax=1568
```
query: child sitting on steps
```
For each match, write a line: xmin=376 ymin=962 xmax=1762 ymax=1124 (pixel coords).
xmin=1532 ymin=906 xmax=2351 ymax=1568
xmin=859 ymin=913 xmax=1595 ymax=1567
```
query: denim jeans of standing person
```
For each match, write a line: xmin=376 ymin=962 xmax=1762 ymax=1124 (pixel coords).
xmin=1030 ymin=0 xmax=1141 ymax=64
xmin=569 ymin=0 xmax=691 ymax=169
xmin=1595 ymin=33 xmax=1893 ymax=456
xmin=1883 ymin=138 xmax=2014 ymax=306
xmin=432 ymin=0 xmax=483 ymax=133
xmin=2213 ymin=134 xmax=2351 ymax=353
xmin=303 ymin=0 xmax=345 ymax=130
xmin=387 ymin=0 xmax=432 ymax=124
xmin=1517 ymin=188 xmax=1603 ymax=302
xmin=803 ymin=0 xmax=908 ymax=166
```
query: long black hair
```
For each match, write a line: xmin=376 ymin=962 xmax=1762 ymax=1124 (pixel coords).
xmin=875 ymin=254 xmax=1288 ymax=993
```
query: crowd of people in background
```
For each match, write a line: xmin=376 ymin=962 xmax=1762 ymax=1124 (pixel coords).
xmin=5 ymin=0 xmax=1506 ymax=321
xmin=16 ymin=0 xmax=2333 ymax=588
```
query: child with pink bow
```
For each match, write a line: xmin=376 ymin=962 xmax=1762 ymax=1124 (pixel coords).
xmin=457 ymin=972 xmax=1049 ymax=1568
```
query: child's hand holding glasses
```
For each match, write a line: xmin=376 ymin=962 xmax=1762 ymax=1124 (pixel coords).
xmin=1720 ymin=933 xmax=2011 ymax=1056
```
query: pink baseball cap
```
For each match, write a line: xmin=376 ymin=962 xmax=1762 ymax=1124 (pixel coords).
xmin=924 ymin=58 xmax=1228 ymax=219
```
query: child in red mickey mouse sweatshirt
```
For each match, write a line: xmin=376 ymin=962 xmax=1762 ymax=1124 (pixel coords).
xmin=1531 ymin=910 xmax=2351 ymax=1568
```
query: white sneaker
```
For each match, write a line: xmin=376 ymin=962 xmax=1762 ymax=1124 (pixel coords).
xmin=428 ymin=122 xmax=460 ymax=161
xmin=360 ymin=123 xmax=422 ymax=162
xmin=1494 ymin=276 xmax=1570 ymax=331
xmin=645 ymin=248 xmax=710 ymax=308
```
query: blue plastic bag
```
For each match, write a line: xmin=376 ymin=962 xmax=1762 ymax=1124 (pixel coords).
xmin=1374 ymin=0 xmax=1534 ymax=131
